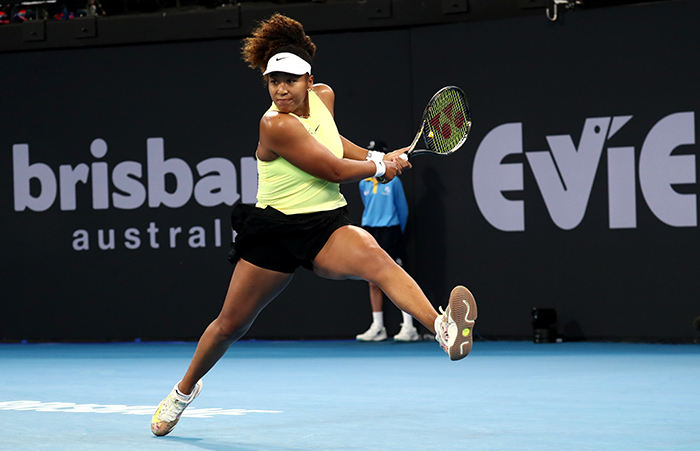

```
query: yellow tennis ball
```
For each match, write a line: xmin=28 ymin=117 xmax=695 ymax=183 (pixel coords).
xmin=428 ymin=131 xmax=434 ymax=138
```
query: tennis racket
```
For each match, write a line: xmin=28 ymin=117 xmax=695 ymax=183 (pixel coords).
xmin=403 ymin=86 xmax=471 ymax=159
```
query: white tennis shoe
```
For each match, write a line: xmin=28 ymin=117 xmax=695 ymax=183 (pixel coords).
xmin=356 ymin=323 xmax=387 ymax=341
xmin=393 ymin=324 xmax=421 ymax=342
xmin=151 ymin=380 xmax=202 ymax=437
xmin=435 ymin=285 xmax=478 ymax=361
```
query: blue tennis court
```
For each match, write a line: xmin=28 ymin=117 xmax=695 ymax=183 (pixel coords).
xmin=1 ymin=340 xmax=698 ymax=451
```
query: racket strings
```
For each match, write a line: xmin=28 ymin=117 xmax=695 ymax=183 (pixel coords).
xmin=423 ymin=88 xmax=470 ymax=154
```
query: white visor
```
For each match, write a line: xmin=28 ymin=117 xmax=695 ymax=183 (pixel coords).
xmin=263 ymin=52 xmax=312 ymax=76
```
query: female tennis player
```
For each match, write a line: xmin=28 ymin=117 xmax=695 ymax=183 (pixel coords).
xmin=151 ymin=13 xmax=477 ymax=437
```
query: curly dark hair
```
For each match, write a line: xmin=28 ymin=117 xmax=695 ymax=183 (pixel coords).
xmin=241 ymin=14 xmax=316 ymax=74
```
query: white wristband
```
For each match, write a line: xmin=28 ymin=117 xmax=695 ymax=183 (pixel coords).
xmin=366 ymin=150 xmax=386 ymax=162
xmin=373 ymin=160 xmax=386 ymax=178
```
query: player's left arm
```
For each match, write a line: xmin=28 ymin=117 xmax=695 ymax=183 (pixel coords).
xmin=341 ymin=135 xmax=372 ymax=161
xmin=314 ymin=83 xmax=375 ymax=162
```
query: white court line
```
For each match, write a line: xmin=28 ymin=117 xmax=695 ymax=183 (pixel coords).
xmin=0 ymin=401 xmax=282 ymax=418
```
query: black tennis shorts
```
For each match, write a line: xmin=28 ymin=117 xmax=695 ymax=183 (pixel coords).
xmin=228 ymin=203 xmax=353 ymax=273
xmin=363 ymin=225 xmax=405 ymax=266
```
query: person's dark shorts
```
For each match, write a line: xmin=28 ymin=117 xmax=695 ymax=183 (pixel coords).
xmin=228 ymin=203 xmax=353 ymax=273
xmin=363 ymin=225 xmax=405 ymax=266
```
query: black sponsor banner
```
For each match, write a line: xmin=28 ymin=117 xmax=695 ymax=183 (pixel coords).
xmin=1 ymin=42 xmax=261 ymax=340
xmin=408 ymin=1 xmax=700 ymax=340
xmin=1 ymin=1 xmax=698 ymax=341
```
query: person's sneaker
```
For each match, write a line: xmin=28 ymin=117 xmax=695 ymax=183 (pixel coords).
xmin=151 ymin=379 xmax=203 ymax=437
xmin=435 ymin=286 xmax=478 ymax=361
xmin=356 ymin=323 xmax=387 ymax=341
xmin=393 ymin=324 xmax=421 ymax=342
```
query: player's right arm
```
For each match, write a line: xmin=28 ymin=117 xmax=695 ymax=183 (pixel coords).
xmin=258 ymin=112 xmax=407 ymax=183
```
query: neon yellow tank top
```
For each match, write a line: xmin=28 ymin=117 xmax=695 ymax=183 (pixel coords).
xmin=256 ymin=90 xmax=348 ymax=215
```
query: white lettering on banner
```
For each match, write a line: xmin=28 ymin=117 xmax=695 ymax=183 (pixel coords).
xmin=72 ymin=219 xmax=227 ymax=251
xmin=607 ymin=145 xmax=637 ymax=229
xmin=472 ymin=123 xmax=524 ymax=232
xmin=12 ymin=144 xmax=57 ymax=212
xmin=639 ymin=112 xmax=696 ymax=227
xmin=526 ymin=117 xmax=610 ymax=230
xmin=473 ymin=112 xmax=697 ymax=231
xmin=11 ymin=137 xmax=258 ymax=252
xmin=12 ymin=137 xmax=257 ymax=212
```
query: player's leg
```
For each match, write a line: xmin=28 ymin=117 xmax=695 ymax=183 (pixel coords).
xmin=314 ymin=225 xmax=477 ymax=360
xmin=152 ymin=259 xmax=293 ymax=436
xmin=313 ymin=225 xmax=438 ymax=332
xmin=178 ymin=259 xmax=293 ymax=393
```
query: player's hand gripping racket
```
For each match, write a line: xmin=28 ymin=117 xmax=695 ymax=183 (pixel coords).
xmin=403 ymin=85 xmax=471 ymax=159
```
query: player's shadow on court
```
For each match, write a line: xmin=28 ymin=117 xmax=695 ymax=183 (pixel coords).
xmin=166 ymin=436 xmax=302 ymax=451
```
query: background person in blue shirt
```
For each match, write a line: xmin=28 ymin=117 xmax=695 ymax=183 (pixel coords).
xmin=356 ymin=140 xmax=420 ymax=342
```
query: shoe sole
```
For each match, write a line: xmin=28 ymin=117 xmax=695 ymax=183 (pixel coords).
xmin=447 ymin=286 xmax=478 ymax=361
